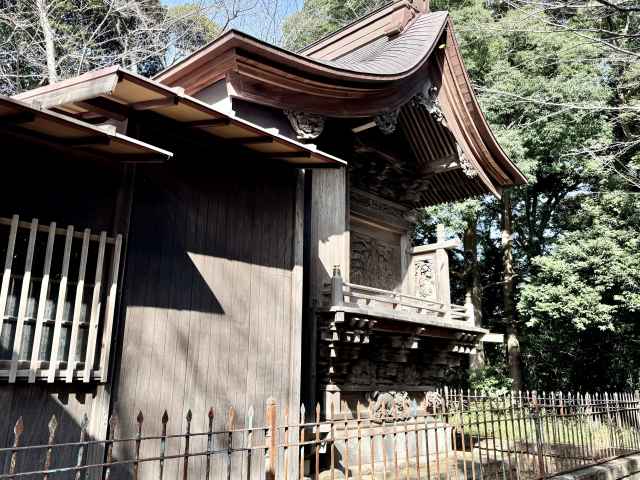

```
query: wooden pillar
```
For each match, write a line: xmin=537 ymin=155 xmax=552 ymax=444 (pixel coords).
xmin=324 ymin=384 xmax=341 ymax=419
xmin=435 ymin=224 xmax=452 ymax=311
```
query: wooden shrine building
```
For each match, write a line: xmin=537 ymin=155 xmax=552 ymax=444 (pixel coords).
xmin=0 ymin=0 xmax=525 ymax=476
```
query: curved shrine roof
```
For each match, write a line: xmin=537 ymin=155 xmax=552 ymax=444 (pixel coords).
xmin=315 ymin=12 xmax=449 ymax=75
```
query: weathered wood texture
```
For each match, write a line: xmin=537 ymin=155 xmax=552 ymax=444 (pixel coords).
xmin=307 ymin=169 xmax=349 ymax=308
xmin=112 ymin=159 xmax=303 ymax=479
xmin=0 ymin=138 xmax=123 ymax=475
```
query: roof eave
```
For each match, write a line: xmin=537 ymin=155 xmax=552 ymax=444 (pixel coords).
xmin=12 ymin=68 xmax=346 ymax=168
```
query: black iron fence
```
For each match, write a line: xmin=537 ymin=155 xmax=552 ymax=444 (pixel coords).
xmin=2 ymin=390 xmax=640 ymax=479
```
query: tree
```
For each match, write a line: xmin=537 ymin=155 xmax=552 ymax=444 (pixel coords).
xmin=0 ymin=0 xmax=221 ymax=94
xmin=518 ymin=192 xmax=640 ymax=390
xmin=281 ymin=0 xmax=388 ymax=51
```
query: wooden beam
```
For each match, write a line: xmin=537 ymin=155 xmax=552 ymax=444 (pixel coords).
xmin=410 ymin=238 xmax=461 ymax=254
xmin=131 ymin=96 xmax=178 ymax=111
xmin=78 ymin=99 xmax=128 ymax=121
xmin=353 ymin=138 xmax=406 ymax=173
xmin=480 ymin=332 xmax=504 ymax=343
xmin=351 ymin=120 xmax=376 ymax=133
xmin=185 ymin=118 xmax=231 ymax=128
xmin=16 ymin=71 xmax=120 ymax=109
xmin=114 ymin=154 xmax=168 ymax=163
xmin=0 ymin=111 xmax=36 ymax=124
xmin=59 ymin=135 xmax=110 ymax=146
xmin=264 ymin=151 xmax=312 ymax=159
xmin=228 ymin=136 xmax=274 ymax=145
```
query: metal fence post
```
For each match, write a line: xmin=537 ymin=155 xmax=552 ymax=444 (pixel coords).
xmin=531 ymin=392 xmax=547 ymax=479
xmin=265 ymin=398 xmax=277 ymax=480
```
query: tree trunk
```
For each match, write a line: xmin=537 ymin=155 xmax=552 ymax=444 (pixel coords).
xmin=35 ymin=0 xmax=58 ymax=84
xmin=464 ymin=214 xmax=485 ymax=369
xmin=502 ymin=189 xmax=523 ymax=390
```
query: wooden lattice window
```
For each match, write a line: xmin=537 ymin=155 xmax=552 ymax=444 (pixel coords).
xmin=0 ymin=215 xmax=122 ymax=383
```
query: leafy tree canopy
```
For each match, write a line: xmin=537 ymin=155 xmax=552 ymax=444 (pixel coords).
xmin=282 ymin=0 xmax=389 ymax=51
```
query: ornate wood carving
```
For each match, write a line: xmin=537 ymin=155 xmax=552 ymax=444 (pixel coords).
xmin=370 ymin=391 xmax=412 ymax=421
xmin=414 ymin=256 xmax=436 ymax=300
xmin=375 ymin=109 xmax=400 ymax=135
xmin=284 ymin=110 xmax=325 ymax=139
xmin=457 ymin=144 xmax=478 ymax=178
xmin=350 ymin=230 xmax=401 ymax=291
xmin=413 ymin=80 xmax=446 ymax=126
xmin=320 ymin=331 xmax=464 ymax=390
xmin=351 ymin=189 xmax=409 ymax=221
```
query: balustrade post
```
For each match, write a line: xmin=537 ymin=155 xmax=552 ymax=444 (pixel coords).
xmin=331 ymin=265 xmax=344 ymax=306
xmin=464 ymin=293 xmax=474 ymax=323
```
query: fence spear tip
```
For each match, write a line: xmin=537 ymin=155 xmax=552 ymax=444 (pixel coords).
xmin=208 ymin=407 xmax=214 ymax=419
xmin=186 ymin=409 xmax=193 ymax=422
xmin=14 ymin=416 xmax=24 ymax=436
xmin=48 ymin=414 xmax=58 ymax=434
xmin=81 ymin=413 xmax=89 ymax=429
xmin=162 ymin=410 xmax=169 ymax=424
xmin=137 ymin=410 xmax=144 ymax=424
xmin=108 ymin=412 xmax=119 ymax=429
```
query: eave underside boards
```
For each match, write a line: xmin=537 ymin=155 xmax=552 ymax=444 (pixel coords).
xmin=0 ymin=95 xmax=171 ymax=162
xmin=433 ymin=24 xmax=525 ymax=191
xmin=13 ymin=68 xmax=344 ymax=167
xmin=398 ymin=101 xmax=490 ymax=205
xmin=228 ymin=62 xmax=426 ymax=118
xmin=445 ymin=24 xmax=526 ymax=187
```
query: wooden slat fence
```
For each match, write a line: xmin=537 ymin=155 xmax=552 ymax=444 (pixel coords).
xmin=2 ymin=390 xmax=640 ymax=479
xmin=0 ymin=214 xmax=122 ymax=383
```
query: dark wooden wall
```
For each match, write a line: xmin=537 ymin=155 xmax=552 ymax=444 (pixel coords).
xmin=0 ymin=137 xmax=123 ymax=476
xmin=112 ymin=158 xmax=304 ymax=479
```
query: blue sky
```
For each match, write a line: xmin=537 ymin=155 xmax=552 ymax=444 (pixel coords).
xmin=161 ymin=0 xmax=305 ymax=42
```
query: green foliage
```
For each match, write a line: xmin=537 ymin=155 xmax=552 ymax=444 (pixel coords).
xmin=280 ymin=0 xmax=640 ymax=392
xmin=469 ymin=365 xmax=513 ymax=395
xmin=165 ymin=4 xmax=220 ymax=66
xmin=518 ymin=193 xmax=640 ymax=390
xmin=281 ymin=0 xmax=389 ymax=51
xmin=425 ymin=0 xmax=639 ymax=390
xmin=0 ymin=0 xmax=220 ymax=94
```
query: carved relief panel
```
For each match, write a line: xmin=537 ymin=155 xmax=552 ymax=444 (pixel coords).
xmin=350 ymin=229 xmax=401 ymax=291
xmin=413 ymin=254 xmax=436 ymax=300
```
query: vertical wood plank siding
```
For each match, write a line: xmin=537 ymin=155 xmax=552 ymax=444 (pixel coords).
xmin=0 ymin=141 xmax=122 ymax=475
xmin=113 ymin=160 xmax=303 ymax=479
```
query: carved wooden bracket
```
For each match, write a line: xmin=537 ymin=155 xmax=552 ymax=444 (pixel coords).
xmin=284 ymin=110 xmax=325 ymax=139
xmin=457 ymin=144 xmax=478 ymax=178
xmin=375 ymin=109 xmax=400 ymax=135
xmin=413 ymin=80 xmax=447 ymax=126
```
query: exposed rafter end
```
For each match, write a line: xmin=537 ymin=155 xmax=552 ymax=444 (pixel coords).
xmin=352 ymin=120 xmax=376 ymax=134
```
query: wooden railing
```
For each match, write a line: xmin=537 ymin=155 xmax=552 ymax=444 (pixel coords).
xmin=0 ymin=214 xmax=122 ymax=383
xmin=324 ymin=266 xmax=473 ymax=324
